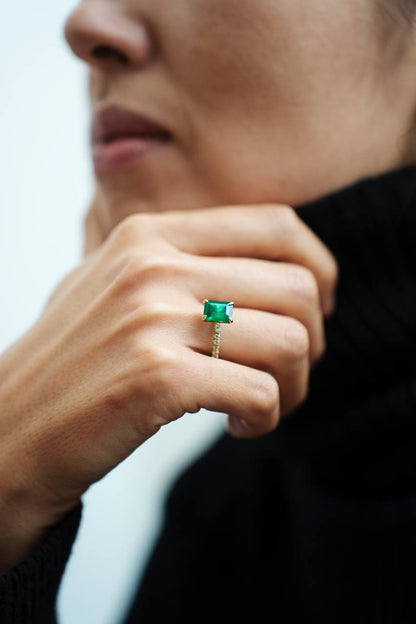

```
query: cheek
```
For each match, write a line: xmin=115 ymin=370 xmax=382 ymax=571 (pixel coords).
xmin=170 ymin=0 xmax=362 ymax=107
xmin=165 ymin=1 xmax=382 ymax=204
xmin=171 ymin=1 xmax=287 ymax=110
xmin=167 ymin=2 xmax=299 ymax=178
xmin=163 ymin=4 xmax=311 ymax=200
xmin=180 ymin=0 xmax=382 ymax=122
xmin=169 ymin=0 xmax=360 ymax=164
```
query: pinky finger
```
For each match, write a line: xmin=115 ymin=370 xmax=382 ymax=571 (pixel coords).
xmin=182 ymin=351 xmax=280 ymax=439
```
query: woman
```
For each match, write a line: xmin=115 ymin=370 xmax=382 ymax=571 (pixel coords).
xmin=1 ymin=0 xmax=416 ymax=621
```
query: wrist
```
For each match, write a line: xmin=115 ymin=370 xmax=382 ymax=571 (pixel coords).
xmin=0 ymin=453 xmax=75 ymax=575
xmin=0 ymin=493 xmax=47 ymax=574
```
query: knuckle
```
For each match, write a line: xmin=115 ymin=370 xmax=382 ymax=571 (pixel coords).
xmin=253 ymin=204 xmax=298 ymax=243
xmin=132 ymin=345 xmax=180 ymax=432
xmin=286 ymin=265 xmax=320 ymax=306
xmin=282 ymin=319 xmax=310 ymax=362
xmin=115 ymin=302 xmax=175 ymax=343
xmin=133 ymin=343 xmax=178 ymax=387
xmin=110 ymin=213 xmax=158 ymax=248
xmin=144 ymin=343 xmax=177 ymax=370
xmin=101 ymin=382 xmax=130 ymax=416
xmin=136 ymin=301 xmax=175 ymax=327
xmin=272 ymin=204 xmax=299 ymax=236
xmin=137 ymin=254 xmax=191 ymax=288
xmin=99 ymin=344 xmax=181 ymax=437
xmin=116 ymin=253 xmax=180 ymax=291
xmin=129 ymin=254 xmax=171 ymax=280
xmin=136 ymin=252 xmax=188 ymax=280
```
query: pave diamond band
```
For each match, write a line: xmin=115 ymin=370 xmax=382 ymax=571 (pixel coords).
xmin=202 ymin=300 xmax=234 ymax=358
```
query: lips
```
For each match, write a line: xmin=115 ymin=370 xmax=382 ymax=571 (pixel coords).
xmin=92 ymin=104 xmax=171 ymax=145
xmin=91 ymin=104 xmax=172 ymax=173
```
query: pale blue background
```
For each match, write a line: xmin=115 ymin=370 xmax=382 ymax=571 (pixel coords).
xmin=0 ymin=3 xmax=224 ymax=622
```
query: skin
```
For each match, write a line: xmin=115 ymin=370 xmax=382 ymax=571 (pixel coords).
xmin=0 ymin=0 xmax=415 ymax=572
xmin=66 ymin=0 xmax=416 ymax=231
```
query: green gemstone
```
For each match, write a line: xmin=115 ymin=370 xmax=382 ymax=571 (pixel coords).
xmin=203 ymin=300 xmax=234 ymax=323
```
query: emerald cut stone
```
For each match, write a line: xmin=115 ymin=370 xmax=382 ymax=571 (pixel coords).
xmin=203 ymin=300 xmax=234 ymax=323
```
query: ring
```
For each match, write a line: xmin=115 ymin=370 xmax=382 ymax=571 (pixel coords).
xmin=202 ymin=300 xmax=234 ymax=359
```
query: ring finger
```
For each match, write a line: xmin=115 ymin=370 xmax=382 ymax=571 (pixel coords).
xmin=187 ymin=306 xmax=310 ymax=418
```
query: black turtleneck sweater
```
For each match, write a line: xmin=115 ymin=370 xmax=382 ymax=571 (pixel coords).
xmin=1 ymin=165 xmax=416 ymax=623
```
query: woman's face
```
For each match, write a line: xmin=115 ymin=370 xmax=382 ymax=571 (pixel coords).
xmin=65 ymin=0 xmax=416 ymax=230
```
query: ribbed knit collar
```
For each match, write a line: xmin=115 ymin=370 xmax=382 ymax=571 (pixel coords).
xmin=273 ymin=165 xmax=416 ymax=472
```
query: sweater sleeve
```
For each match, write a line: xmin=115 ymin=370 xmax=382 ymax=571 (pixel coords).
xmin=0 ymin=504 xmax=82 ymax=624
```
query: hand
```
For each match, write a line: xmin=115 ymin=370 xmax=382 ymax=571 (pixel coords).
xmin=0 ymin=203 xmax=337 ymax=571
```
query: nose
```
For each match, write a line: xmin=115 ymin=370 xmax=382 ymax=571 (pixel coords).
xmin=64 ymin=1 xmax=154 ymax=70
